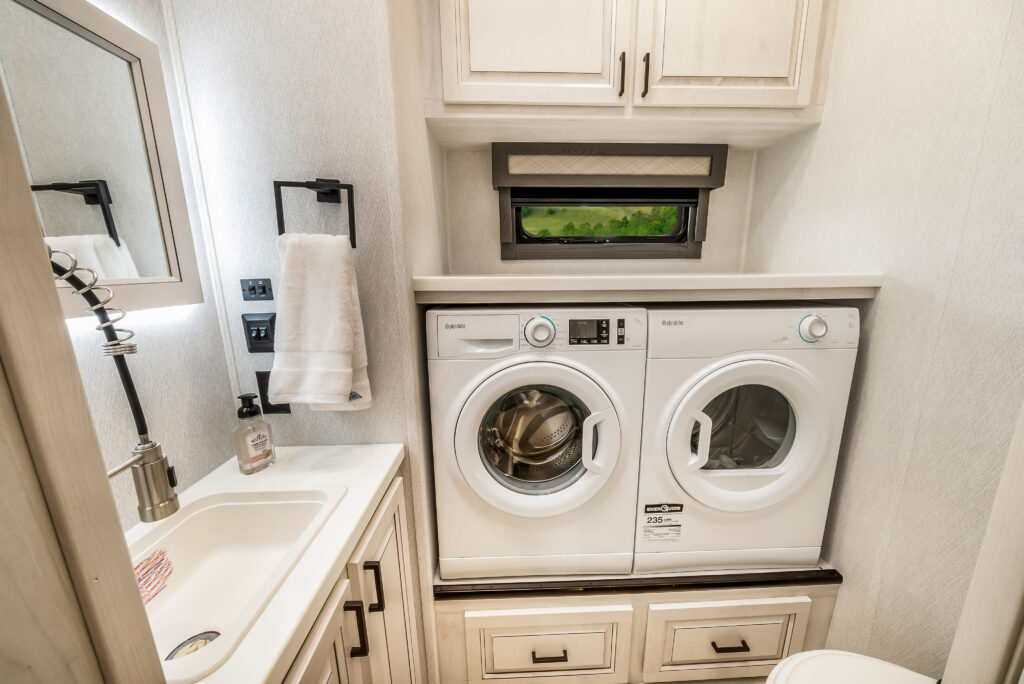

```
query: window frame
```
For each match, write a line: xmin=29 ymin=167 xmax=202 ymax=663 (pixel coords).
xmin=493 ymin=142 xmax=727 ymax=261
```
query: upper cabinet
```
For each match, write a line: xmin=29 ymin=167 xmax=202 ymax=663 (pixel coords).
xmin=634 ymin=0 xmax=824 ymax=107
xmin=440 ymin=0 xmax=632 ymax=105
xmin=439 ymin=0 xmax=829 ymax=109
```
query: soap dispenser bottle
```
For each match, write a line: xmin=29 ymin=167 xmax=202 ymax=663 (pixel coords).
xmin=233 ymin=393 xmax=276 ymax=474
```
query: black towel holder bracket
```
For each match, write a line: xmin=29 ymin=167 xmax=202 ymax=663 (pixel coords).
xmin=31 ymin=179 xmax=120 ymax=246
xmin=273 ymin=178 xmax=356 ymax=248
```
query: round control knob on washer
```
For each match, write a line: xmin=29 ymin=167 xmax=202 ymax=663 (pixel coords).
xmin=525 ymin=317 xmax=555 ymax=347
xmin=799 ymin=315 xmax=829 ymax=342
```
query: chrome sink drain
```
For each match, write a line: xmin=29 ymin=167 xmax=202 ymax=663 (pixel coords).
xmin=166 ymin=631 xmax=220 ymax=660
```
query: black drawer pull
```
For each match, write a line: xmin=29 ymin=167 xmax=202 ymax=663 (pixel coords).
xmin=618 ymin=51 xmax=626 ymax=96
xmin=364 ymin=560 xmax=385 ymax=613
xmin=343 ymin=600 xmax=369 ymax=657
xmin=531 ymin=649 xmax=569 ymax=664
xmin=641 ymin=52 xmax=651 ymax=97
xmin=711 ymin=639 xmax=750 ymax=654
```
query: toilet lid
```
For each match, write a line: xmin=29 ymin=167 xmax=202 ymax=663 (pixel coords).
xmin=768 ymin=650 xmax=936 ymax=684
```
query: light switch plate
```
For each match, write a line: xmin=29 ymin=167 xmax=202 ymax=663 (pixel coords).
xmin=240 ymin=278 xmax=273 ymax=301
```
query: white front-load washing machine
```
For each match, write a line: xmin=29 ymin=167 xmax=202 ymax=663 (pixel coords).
xmin=426 ymin=306 xmax=647 ymax=579
xmin=635 ymin=307 xmax=859 ymax=573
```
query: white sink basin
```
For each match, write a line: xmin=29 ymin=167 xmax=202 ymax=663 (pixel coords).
xmin=128 ymin=488 xmax=345 ymax=683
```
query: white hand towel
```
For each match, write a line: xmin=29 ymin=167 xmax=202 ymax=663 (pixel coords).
xmin=267 ymin=233 xmax=371 ymax=411
xmin=44 ymin=234 xmax=139 ymax=279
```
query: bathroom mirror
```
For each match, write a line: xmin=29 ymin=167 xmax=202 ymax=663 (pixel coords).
xmin=0 ymin=0 xmax=201 ymax=315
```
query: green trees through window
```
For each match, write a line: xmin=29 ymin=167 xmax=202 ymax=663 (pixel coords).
xmin=520 ymin=205 xmax=679 ymax=238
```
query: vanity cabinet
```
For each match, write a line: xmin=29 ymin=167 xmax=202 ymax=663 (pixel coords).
xmin=286 ymin=477 xmax=419 ymax=684
xmin=439 ymin=0 xmax=829 ymax=108
xmin=284 ymin=578 xmax=360 ymax=684
xmin=435 ymin=581 xmax=838 ymax=683
xmin=347 ymin=479 xmax=418 ymax=684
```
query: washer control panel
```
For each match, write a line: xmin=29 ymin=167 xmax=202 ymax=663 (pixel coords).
xmin=521 ymin=308 xmax=645 ymax=350
xmin=427 ymin=307 xmax=647 ymax=358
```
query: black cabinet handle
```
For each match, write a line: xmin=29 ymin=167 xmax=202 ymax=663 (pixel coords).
xmin=343 ymin=600 xmax=369 ymax=657
xmin=618 ymin=51 xmax=626 ymax=96
xmin=641 ymin=52 xmax=651 ymax=97
xmin=364 ymin=560 xmax=385 ymax=613
xmin=531 ymin=649 xmax=569 ymax=664
xmin=711 ymin=639 xmax=750 ymax=654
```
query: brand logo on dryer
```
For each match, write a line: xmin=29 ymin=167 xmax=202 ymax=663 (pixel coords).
xmin=660 ymin=320 xmax=686 ymax=327
xmin=645 ymin=503 xmax=683 ymax=513
xmin=444 ymin=323 xmax=467 ymax=329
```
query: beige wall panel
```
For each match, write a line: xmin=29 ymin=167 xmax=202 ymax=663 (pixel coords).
xmin=743 ymin=0 xmax=1024 ymax=676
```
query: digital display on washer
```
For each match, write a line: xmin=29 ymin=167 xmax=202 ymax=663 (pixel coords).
xmin=569 ymin=319 xmax=609 ymax=345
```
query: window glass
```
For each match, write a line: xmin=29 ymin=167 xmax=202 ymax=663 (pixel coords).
xmin=519 ymin=205 xmax=680 ymax=238
xmin=691 ymin=384 xmax=796 ymax=470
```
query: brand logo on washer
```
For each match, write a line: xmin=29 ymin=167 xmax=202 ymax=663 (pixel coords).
xmin=661 ymin=319 xmax=685 ymax=327
xmin=444 ymin=322 xmax=466 ymax=329
xmin=645 ymin=503 xmax=683 ymax=513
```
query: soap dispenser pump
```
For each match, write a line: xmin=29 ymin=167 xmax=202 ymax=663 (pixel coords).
xmin=233 ymin=393 xmax=276 ymax=474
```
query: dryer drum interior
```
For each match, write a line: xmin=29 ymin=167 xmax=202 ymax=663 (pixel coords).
xmin=479 ymin=384 xmax=592 ymax=494
xmin=691 ymin=384 xmax=797 ymax=470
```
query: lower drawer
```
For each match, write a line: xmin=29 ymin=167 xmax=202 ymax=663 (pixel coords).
xmin=465 ymin=604 xmax=633 ymax=683
xmin=643 ymin=596 xmax=811 ymax=682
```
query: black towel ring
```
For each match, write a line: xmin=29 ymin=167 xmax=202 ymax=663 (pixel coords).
xmin=273 ymin=178 xmax=355 ymax=248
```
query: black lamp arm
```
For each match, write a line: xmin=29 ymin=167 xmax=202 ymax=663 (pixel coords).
xmin=50 ymin=259 xmax=148 ymax=440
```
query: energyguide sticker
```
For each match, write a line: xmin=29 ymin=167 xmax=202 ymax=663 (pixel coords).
xmin=642 ymin=503 xmax=683 ymax=543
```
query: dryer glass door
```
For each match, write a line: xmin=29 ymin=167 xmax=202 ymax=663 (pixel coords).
xmin=666 ymin=359 xmax=830 ymax=512
xmin=455 ymin=361 xmax=622 ymax=518
xmin=694 ymin=384 xmax=796 ymax=471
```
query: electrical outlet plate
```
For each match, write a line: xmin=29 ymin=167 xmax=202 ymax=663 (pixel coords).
xmin=242 ymin=313 xmax=275 ymax=353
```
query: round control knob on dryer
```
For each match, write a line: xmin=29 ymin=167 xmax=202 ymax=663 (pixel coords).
xmin=525 ymin=317 xmax=555 ymax=347
xmin=800 ymin=315 xmax=829 ymax=342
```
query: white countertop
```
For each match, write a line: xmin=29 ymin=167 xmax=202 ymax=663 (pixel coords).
xmin=127 ymin=444 xmax=404 ymax=683
xmin=412 ymin=273 xmax=883 ymax=304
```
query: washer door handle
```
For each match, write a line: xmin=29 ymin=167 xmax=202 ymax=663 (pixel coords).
xmin=686 ymin=410 xmax=712 ymax=471
xmin=581 ymin=410 xmax=612 ymax=476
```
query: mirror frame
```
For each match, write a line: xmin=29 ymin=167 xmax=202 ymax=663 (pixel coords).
xmin=5 ymin=0 xmax=202 ymax=316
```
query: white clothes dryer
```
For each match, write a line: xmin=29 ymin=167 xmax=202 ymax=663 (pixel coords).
xmin=635 ymin=307 xmax=859 ymax=573
xmin=426 ymin=306 xmax=647 ymax=579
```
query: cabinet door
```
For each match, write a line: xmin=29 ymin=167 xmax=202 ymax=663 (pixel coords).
xmin=286 ymin=578 xmax=355 ymax=684
xmin=634 ymin=0 xmax=825 ymax=107
xmin=439 ymin=0 xmax=632 ymax=105
xmin=347 ymin=478 xmax=419 ymax=684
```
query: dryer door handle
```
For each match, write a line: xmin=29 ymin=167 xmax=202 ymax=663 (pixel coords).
xmin=686 ymin=410 xmax=712 ymax=471
xmin=582 ymin=410 xmax=613 ymax=476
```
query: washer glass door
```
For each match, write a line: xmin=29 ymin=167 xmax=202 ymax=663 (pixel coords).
xmin=666 ymin=358 xmax=829 ymax=512
xmin=478 ymin=385 xmax=589 ymax=495
xmin=455 ymin=362 xmax=622 ymax=518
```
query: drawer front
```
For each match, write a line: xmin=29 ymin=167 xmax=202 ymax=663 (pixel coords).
xmin=643 ymin=596 xmax=811 ymax=682
xmin=491 ymin=627 xmax=611 ymax=673
xmin=465 ymin=605 xmax=632 ymax=683
xmin=668 ymin=617 xmax=787 ymax=664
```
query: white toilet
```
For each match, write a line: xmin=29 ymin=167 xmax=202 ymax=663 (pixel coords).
xmin=768 ymin=650 xmax=936 ymax=684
